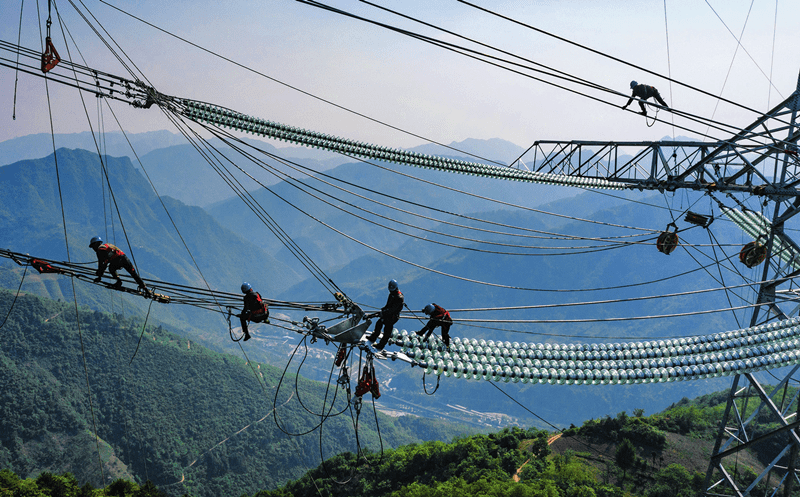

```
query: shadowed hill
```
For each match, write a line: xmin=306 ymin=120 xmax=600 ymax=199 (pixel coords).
xmin=0 ymin=289 xmax=470 ymax=497
xmin=0 ymin=147 xmax=302 ymax=334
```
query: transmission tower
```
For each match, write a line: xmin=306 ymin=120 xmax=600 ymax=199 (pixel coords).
xmin=523 ymin=73 xmax=800 ymax=496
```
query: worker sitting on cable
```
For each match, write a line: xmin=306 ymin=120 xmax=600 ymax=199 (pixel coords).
xmin=90 ymin=236 xmax=149 ymax=296
xmin=622 ymin=80 xmax=669 ymax=116
xmin=367 ymin=279 xmax=403 ymax=351
xmin=417 ymin=303 xmax=453 ymax=348
xmin=240 ymin=282 xmax=269 ymax=341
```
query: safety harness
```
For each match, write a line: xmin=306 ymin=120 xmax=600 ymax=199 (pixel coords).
xmin=355 ymin=358 xmax=381 ymax=399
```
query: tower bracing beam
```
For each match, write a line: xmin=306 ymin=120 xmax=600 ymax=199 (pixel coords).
xmin=524 ymin=93 xmax=800 ymax=199
xmin=704 ymin=72 xmax=800 ymax=497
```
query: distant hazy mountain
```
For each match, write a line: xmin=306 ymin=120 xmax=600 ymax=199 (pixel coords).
xmin=409 ymin=137 xmax=525 ymax=165
xmin=136 ymin=141 xmax=348 ymax=207
xmin=0 ymin=148 xmax=301 ymax=333
xmin=206 ymin=156 xmax=578 ymax=273
xmin=0 ymin=130 xmax=185 ymax=166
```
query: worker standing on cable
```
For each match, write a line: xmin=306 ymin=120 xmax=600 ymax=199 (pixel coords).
xmin=622 ymin=81 xmax=669 ymax=116
xmin=239 ymin=282 xmax=269 ymax=341
xmin=367 ymin=279 xmax=403 ymax=351
xmin=417 ymin=303 xmax=453 ymax=348
xmin=90 ymin=236 xmax=150 ymax=296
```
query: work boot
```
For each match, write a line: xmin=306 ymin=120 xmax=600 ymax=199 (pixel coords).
xmin=112 ymin=280 xmax=123 ymax=288
xmin=243 ymin=331 xmax=251 ymax=341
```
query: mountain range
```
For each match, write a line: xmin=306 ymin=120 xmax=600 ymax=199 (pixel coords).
xmin=0 ymin=131 xmax=769 ymax=493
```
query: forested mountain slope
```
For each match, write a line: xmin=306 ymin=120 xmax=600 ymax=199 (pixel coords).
xmin=0 ymin=289 xmax=468 ymax=497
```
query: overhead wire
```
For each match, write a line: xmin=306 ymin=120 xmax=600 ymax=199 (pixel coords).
xmin=705 ymin=226 xmax=744 ymax=328
xmin=203 ymin=128 xmax=659 ymax=255
xmin=302 ymin=0 xmax=796 ymax=152
xmin=18 ymin=0 xmax=800 ymax=376
xmin=455 ymin=0 xmax=788 ymax=121
xmin=12 ymin=0 xmax=24 ymax=119
xmin=162 ymin=113 xmax=344 ymax=297
xmin=487 ymin=382 xmax=610 ymax=462
xmin=62 ymin=2 xmax=792 ymax=178
xmin=184 ymin=122 xmax=772 ymax=310
xmin=95 ymin=0 xmax=506 ymax=168
xmin=0 ymin=265 xmax=28 ymax=330
xmin=703 ymin=0 xmax=783 ymax=100
xmin=448 ymin=296 xmax=800 ymax=324
xmin=102 ymin=100 xmax=235 ymax=337
xmin=444 ymin=277 xmax=779 ymax=314
xmin=12 ymin=3 xmax=780 ymax=318
xmin=662 ymin=0 xmax=676 ymax=142
xmin=217 ymin=133 xmax=662 ymax=244
xmin=39 ymin=0 xmax=104 ymax=484
xmin=702 ymin=0 xmax=756 ymax=139
xmin=298 ymin=0 xmax=748 ymax=144
xmin=53 ymin=2 xmax=143 ymax=276
xmin=767 ymin=0 xmax=779 ymax=108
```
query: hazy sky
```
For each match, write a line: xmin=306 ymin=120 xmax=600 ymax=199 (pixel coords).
xmin=2 ymin=0 xmax=799 ymax=158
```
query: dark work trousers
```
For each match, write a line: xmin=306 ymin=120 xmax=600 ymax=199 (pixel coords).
xmin=240 ymin=312 xmax=269 ymax=334
xmin=368 ymin=318 xmax=397 ymax=350
xmin=109 ymin=255 xmax=146 ymax=289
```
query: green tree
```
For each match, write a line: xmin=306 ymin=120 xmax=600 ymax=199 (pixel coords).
xmin=615 ymin=438 xmax=636 ymax=483
xmin=647 ymin=464 xmax=698 ymax=497
xmin=35 ymin=472 xmax=79 ymax=497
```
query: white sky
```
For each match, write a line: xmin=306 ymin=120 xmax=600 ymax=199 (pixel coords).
xmin=2 ymin=0 xmax=799 ymax=155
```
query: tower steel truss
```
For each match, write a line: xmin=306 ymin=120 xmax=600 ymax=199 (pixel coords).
xmin=523 ymin=74 xmax=800 ymax=497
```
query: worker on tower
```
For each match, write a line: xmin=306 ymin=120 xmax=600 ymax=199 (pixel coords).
xmin=367 ymin=279 xmax=404 ymax=351
xmin=417 ymin=303 xmax=453 ymax=348
xmin=622 ymin=81 xmax=669 ymax=116
xmin=239 ymin=282 xmax=269 ymax=341
xmin=89 ymin=236 xmax=150 ymax=296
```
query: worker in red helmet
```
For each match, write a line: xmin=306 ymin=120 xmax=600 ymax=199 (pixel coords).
xmin=239 ymin=282 xmax=269 ymax=341
xmin=89 ymin=236 xmax=149 ymax=296
xmin=622 ymin=80 xmax=669 ymax=116
xmin=417 ymin=303 xmax=453 ymax=347
xmin=367 ymin=279 xmax=404 ymax=351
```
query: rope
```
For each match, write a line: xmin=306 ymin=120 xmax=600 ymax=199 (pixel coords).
xmin=12 ymin=0 xmax=24 ymax=120
xmin=767 ymin=0 xmax=779 ymax=108
xmin=663 ymin=0 xmax=676 ymax=142
xmin=645 ymin=106 xmax=660 ymax=128
xmin=422 ymin=372 xmax=441 ymax=395
xmin=0 ymin=265 xmax=28 ymax=330
xmin=128 ymin=297 xmax=154 ymax=365
xmin=703 ymin=0 xmax=781 ymax=98
xmin=40 ymin=15 xmax=106 ymax=483
xmin=226 ymin=309 xmax=244 ymax=342
xmin=209 ymin=131 xmax=666 ymax=251
xmin=52 ymin=5 xmax=143 ymax=279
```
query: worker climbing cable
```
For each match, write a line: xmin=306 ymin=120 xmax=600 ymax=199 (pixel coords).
xmin=622 ymin=80 xmax=669 ymax=116
xmin=417 ymin=303 xmax=453 ymax=348
xmin=366 ymin=279 xmax=403 ymax=351
xmin=89 ymin=236 xmax=150 ymax=297
xmin=239 ymin=282 xmax=270 ymax=341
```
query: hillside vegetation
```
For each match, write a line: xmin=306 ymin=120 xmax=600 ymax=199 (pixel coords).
xmin=0 ymin=289 xmax=468 ymax=497
xmin=251 ymin=397 xmax=791 ymax=497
